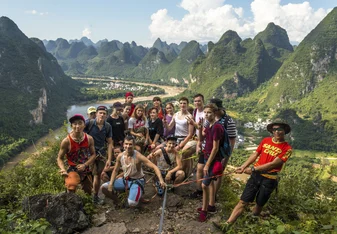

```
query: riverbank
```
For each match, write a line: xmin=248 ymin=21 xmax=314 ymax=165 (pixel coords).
xmin=2 ymin=81 xmax=185 ymax=171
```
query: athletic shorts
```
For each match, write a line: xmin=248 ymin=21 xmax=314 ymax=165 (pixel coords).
xmin=202 ymin=160 xmax=223 ymax=186
xmin=240 ymin=172 xmax=278 ymax=207
xmin=198 ymin=151 xmax=205 ymax=164
xmin=102 ymin=178 xmax=145 ymax=205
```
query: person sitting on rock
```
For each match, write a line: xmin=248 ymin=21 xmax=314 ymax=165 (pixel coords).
xmin=148 ymin=135 xmax=185 ymax=189
xmin=101 ymin=145 xmax=123 ymax=183
xmin=57 ymin=114 xmax=96 ymax=194
xmin=102 ymin=135 xmax=166 ymax=207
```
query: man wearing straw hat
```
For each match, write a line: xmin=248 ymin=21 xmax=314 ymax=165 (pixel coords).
xmin=214 ymin=118 xmax=292 ymax=230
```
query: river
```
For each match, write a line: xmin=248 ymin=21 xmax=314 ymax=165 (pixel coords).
xmin=2 ymin=81 xmax=185 ymax=171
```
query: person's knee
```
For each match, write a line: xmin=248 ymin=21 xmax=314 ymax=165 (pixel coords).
xmin=202 ymin=183 xmax=209 ymax=190
xmin=128 ymin=199 xmax=139 ymax=207
xmin=197 ymin=163 xmax=204 ymax=172
xmin=238 ymin=200 xmax=248 ymax=208
xmin=174 ymin=171 xmax=185 ymax=183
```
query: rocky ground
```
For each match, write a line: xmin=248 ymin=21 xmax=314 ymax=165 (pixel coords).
xmin=83 ymin=173 xmax=228 ymax=234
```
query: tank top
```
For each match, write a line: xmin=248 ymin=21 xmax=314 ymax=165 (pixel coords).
xmin=174 ymin=113 xmax=189 ymax=137
xmin=164 ymin=114 xmax=175 ymax=137
xmin=157 ymin=149 xmax=176 ymax=171
xmin=66 ymin=133 xmax=91 ymax=172
xmin=120 ymin=150 xmax=144 ymax=179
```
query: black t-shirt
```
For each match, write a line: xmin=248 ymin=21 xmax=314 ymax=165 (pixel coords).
xmin=148 ymin=118 xmax=164 ymax=141
xmin=106 ymin=115 xmax=125 ymax=145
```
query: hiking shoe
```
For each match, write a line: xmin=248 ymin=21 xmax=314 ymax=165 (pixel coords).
xmin=93 ymin=195 xmax=103 ymax=205
xmin=198 ymin=210 xmax=207 ymax=222
xmin=212 ymin=221 xmax=232 ymax=232
xmin=188 ymin=190 xmax=202 ymax=199
xmin=197 ymin=205 xmax=217 ymax=214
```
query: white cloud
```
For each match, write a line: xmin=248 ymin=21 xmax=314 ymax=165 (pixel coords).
xmin=82 ymin=28 xmax=92 ymax=38
xmin=149 ymin=0 xmax=330 ymax=44
xmin=25 ymin=10 xmax=48 ymax=16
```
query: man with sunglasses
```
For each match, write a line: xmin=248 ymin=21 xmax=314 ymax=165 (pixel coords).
xmin=214 ymin=119 xmax=292 ymax=229
xmin=84 ymin=105 xmax=114 ymax=204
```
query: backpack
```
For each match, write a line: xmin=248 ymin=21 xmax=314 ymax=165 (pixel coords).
xmin=85 ymin=119 xmax=111 ymax=139
xmin=213 ymin=116 xmax=232 ymax=158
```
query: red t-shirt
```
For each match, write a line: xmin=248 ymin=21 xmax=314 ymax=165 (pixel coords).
xmin=254 ymin=137 xmax=292 ymax=173
xmin=203 ymin=123 xmax=224 ymax=161
xmin=128 ymin=103 xmax=136 ymax=117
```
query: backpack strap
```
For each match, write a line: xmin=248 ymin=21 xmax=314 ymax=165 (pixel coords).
xmin=104 ymin=121 xmax=111 ymax=138
xmin=193 ymin=108 xmax=197 ymax=120
xmin=85 ymin=119 xmax=95 ymax=134
xmin=160 ymin=147 xmax=172 ymax=166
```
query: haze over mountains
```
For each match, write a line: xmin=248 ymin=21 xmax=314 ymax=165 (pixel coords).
xmin=1 ymin=7 xmax=337 ymax=153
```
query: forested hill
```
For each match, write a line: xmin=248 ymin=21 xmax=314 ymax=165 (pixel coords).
xmin=0 ymin=16 xmax=80 ymax=161
xmin=232 ymin=7 xmax=337 ymax=151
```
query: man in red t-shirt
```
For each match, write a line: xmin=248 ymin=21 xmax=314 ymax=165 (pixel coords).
xmin=214 ymin=119 xmax=292 ymax=229
xmin=125 ymin=92 xmax=136 ymax=117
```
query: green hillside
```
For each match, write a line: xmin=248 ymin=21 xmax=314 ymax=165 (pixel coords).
xmin=189 ymin=25 xmax=290 ymax=99
xmin=0 ymin=16 xmax=81 ymax=162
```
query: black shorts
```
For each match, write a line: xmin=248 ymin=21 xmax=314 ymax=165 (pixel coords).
xmin=240 ymin=172 xmax=278 ymax=207
xmin=198 ymin=151 xmax=205 ymax=164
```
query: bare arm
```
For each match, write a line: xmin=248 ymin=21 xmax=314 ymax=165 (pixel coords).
xmin=57 ymin=138 xmax=69 ymax=175
xmin=139 ymin=153 xmax=166 ymax=187
xmin=108 ymin=154 xmax=122 ymax=192
xmin=86 ymin=135 xmax=97 ymax=166
xmin=105 ymin=137 xmax=114 ymax=167
xmin=229 ymin=137 xmax=236 ymax=152
xmin=236 ymin=151 xmax=260 ymax=174
xmin=168 ymin=152 xmax=183 ymax=175
xmin=164 ymin=114 xmax=176 ymax=131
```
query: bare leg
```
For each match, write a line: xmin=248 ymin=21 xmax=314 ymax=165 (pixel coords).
xmin=174 ymin=170 xmax=185 ymax=184
xmin=202 ymin=183 xmax=209 ymax=211
xmin=196 ymin=163 xmax=204 ymax=190
xmin=252 ymin=205 xmax=263 ymax=216
xmin=227 ymin=200 xmax=247 ymax=223
xmin=93 ymin=175 xmax=100 ymax=196
xmin=208 ymin=181 xmax=215 ymax=207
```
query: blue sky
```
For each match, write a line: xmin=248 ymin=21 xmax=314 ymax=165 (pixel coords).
xmin=0 ymin=0 xmax=335 ymax=46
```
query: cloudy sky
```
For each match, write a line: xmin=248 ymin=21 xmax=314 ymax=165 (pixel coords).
xmin=1 ymin=0 xmax=335 ymax=46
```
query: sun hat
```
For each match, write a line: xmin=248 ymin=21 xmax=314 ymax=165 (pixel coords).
xmin=267 ymin=118 xmax=291 ymax=134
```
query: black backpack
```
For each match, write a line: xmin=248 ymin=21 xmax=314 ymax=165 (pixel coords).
xmin=214 ymin=116 xmax=232 ymax=158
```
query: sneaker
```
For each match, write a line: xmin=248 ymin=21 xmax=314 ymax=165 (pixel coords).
xmin=188 ymin=190 xmax=202 ymax=199
xmin=198 ymin=210 xmax=207 ymax=222
xmin=93 ymin=195 xmax=103 ymax=205
xmin=212 ymin=221 xmax=232 ymax=232
xmin=197 ymin=205 xmax=217 ymax=214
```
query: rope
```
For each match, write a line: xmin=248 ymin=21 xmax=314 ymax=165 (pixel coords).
xmin=158 ymin=187 xmax=168 ymax=234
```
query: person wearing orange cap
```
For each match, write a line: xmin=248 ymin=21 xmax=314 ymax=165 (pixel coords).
xmin=125 ymin=91 xmax=135 ymax=117
xmin=57 ymin=114 xmax=96 ymax=194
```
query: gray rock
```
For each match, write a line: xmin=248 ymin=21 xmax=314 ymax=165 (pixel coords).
xmin=91 ymin=212 xmax=106 ymax=227
xmin=22 ymin=193 xmax=89 ymax=234
xmin=166 ymin=194 xmax=183 ymax=207
xmin=83 ymin=222 xmax=127 ymax=234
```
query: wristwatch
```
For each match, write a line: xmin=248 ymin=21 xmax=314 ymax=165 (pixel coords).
xmin=251 ymin=166 xmax=256 ymax=172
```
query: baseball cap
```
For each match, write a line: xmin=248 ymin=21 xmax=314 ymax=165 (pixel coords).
xmin=112 ymin=102 xmax=123 ymax=109
xmin=69 ymin=114 xmax=85 ymax=124
xmin=125 ymin=92 xmax=134 ymax=98
xmin=87 ymin=106 xmax=96 ymax=115
xmin=96 ymin=106 xmax=108 ymax=112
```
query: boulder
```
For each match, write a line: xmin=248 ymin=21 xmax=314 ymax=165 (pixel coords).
xmin=82 ymin=222 xmax=127 ymax=234
xmin=22 ymin=193 xmax=89 ymax=234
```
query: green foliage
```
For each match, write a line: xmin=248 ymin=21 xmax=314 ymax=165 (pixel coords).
xmin=219 ymin=152 xmax=337 ymax=233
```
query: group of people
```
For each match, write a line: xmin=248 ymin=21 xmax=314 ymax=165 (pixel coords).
xmin=57 ymin=91 xmax=292 ymax=226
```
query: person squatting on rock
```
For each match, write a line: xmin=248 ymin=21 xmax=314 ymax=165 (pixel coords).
xmin=197 ymin=104 xmax=225 ymax=222
xmin=57 ymin=114 xmax=96 ymax=194
xmin=84 ymin=105 xmax=114 ymax=203
xmin=214 ymin=119 xmax=292 ymax=230
xmin=148 ymin=135 xmax=185 ymax=187
xmin=101 ymin=136 xmax=166 ymax=207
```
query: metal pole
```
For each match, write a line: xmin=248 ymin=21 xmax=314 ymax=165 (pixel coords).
xmin=158 ymin=187 xmax=168 ymax=234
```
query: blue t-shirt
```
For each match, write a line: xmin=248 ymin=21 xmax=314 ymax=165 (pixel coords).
xmin=85 ymin=120 xmax=112 ymax=152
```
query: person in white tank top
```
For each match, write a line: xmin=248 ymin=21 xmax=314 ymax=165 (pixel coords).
xmin=102 ymin=136 xmax=166 ymax=207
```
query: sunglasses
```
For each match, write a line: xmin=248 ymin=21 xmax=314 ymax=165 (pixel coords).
xmin=272 ymin=127 xmax=284 ymax=132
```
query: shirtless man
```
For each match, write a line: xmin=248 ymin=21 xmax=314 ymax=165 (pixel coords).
xmin=57 ymin=114 xmax=96 ymax=194
xmin=102 ymin=136 xmax=166 ymax=207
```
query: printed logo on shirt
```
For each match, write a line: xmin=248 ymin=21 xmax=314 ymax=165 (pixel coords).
xmin=262 ymin=143 xmax=282 ymax=157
